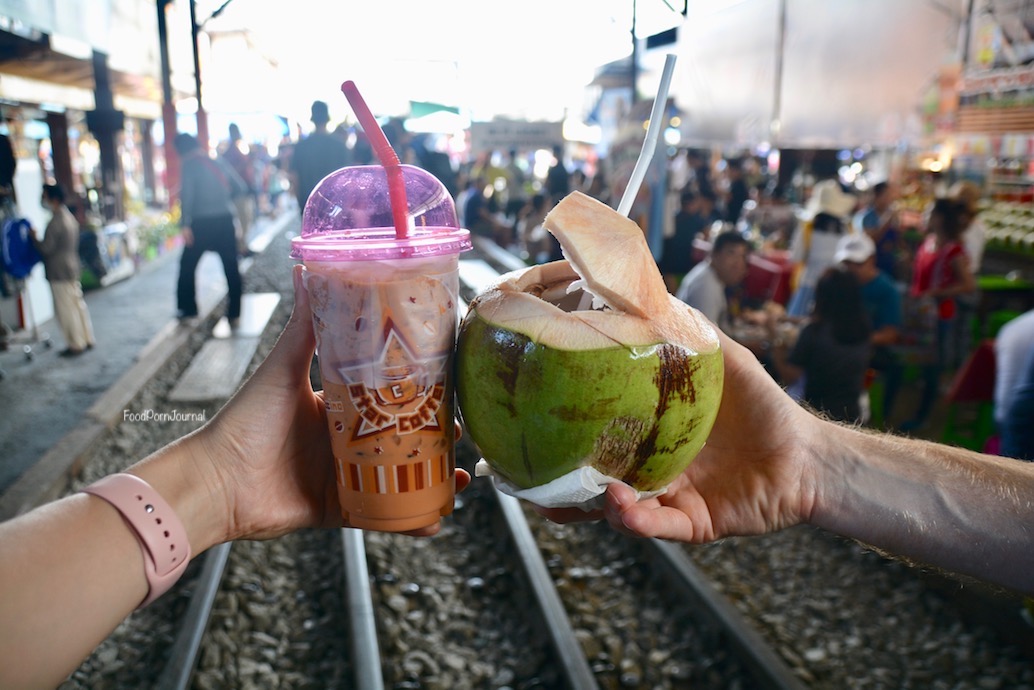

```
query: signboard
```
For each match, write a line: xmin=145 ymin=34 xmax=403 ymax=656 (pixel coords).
xmin=469 ymin=120 xmax=563 ymax=154
xmin=969 ymin=1 xmax=1034 ymax=71
xmin=961 ymin=63 xmax=1034 ymax=96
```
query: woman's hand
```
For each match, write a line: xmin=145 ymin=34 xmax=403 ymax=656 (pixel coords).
xmin=136 ymin=266 xmax=468 ymax=551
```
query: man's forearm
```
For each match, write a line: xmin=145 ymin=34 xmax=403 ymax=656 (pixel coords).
xmin=811 ymin=423 xmax=1034 ymax=595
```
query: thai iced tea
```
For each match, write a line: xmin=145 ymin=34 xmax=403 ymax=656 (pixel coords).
xmin=290 ymin=163 xmax=471 ymax=532
xmin=304 ymin=256 xmax=460 ymax=532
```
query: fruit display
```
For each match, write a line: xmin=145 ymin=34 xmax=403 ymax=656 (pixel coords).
xmin=456 ymin=192 xmax=723 ymax=494
xmin=981 ymin=200 xmax=1034 ymax=253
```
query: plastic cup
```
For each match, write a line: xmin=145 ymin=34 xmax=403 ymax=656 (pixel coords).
xmin=291 ymin=164 xmax=472 ymax=532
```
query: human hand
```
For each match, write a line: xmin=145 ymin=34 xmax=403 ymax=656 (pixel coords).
xmin=182 ymin=227 xmax=194 ymax=247
xmin=137 ymin=266 xmax=468 ymax=550
xmin=536 ymin=329 xmax=818 ymax=543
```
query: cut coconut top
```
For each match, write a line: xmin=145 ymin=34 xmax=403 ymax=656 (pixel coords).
xmin=543 ymin=192 xmax=673 ymax=320
xmin=469 ymin=192 xmax=720 ymax=352
xmin=471 ymin=261 xmax=671 ymax=350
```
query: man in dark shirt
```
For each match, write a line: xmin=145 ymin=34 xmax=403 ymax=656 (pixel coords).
xmin=289 ymin=101 xmax=349 ymax=213
xmin=660 ymin=190 xmax=711 ymax=293
xmin=724 ymin=160 xmax=749 ymax=224
xmin=545 ymin=144 xmax=570 ymax=199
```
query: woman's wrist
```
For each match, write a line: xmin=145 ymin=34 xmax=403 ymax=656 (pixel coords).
xmin=125 ymin=431 xmax=231 ymax=557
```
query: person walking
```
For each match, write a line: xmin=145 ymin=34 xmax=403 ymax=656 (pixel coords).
xmin=33 ymin=183 xmax=94 ymax=356
xmin=545 ymin=144 xmax=570 ymax=200
xmin=221 ymin=123 xmax=256 ymax=255
xmin=289 ymin=100 xmax=349 ymax=212
xmin=174 ymin=133 xmax=243 ymax=325
xmin=950 ymin=180 xmax=988 ymax=368
xmin=857 ymin=181 xmax=902 ymax=280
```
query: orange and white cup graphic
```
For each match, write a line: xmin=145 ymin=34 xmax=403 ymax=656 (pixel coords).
xmin=304 ymin=256 xmax=460 ymax=532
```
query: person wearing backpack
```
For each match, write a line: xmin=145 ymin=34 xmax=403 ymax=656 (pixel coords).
xmin=33 ymin=183 xmax=95 ymax=357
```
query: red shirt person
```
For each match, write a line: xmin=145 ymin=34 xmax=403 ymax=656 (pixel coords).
xmin=901 ymin=198 xmax=975 ymax=431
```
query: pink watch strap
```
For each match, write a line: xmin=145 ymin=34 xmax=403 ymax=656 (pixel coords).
xmin=82 ymin=473 xmax=192 ymax=607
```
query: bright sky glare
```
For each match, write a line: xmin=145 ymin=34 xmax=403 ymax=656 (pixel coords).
xmin=199 ymin=0 xmax=684 ymax=125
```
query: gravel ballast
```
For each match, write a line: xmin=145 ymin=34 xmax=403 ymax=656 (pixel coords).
xmin=56 ymin=228 xmax=1034 ymax=689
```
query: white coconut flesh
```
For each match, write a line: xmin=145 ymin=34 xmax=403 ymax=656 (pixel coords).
xmin=472 ymin=191 xmax=720 ymax=354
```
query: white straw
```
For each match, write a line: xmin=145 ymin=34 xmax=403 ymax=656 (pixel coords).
xmin=616 ymin=53 xmax=677 ymax=218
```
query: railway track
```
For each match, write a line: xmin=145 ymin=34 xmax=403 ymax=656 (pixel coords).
xmin=135 ymin=241 xmax=800 ymax=690
xmin=63 ymin=232 xmax=1033 ymax=689
xmin=148 ymin=449 xmax=803 ymax=689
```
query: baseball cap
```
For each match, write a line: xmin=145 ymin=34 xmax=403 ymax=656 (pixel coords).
xmin=834 ymin=232 xmax=875 ymax=264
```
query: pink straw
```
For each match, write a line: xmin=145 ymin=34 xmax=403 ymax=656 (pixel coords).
xmin=341 ymin=80 xmax=409 ymax=240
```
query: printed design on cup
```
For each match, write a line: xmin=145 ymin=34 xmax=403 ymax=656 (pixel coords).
xmin=306 ymin=267 xmax=458 ymax=509
xmin=325 ymin=317 xmax=455 ymax=496
xmin=336 ymin=454 xmax=453 ymax=496
xmin=335 ymin=320 xmax=446 ymax=440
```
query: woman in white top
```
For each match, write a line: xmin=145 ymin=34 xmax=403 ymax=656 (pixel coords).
xmin=786 ymin=179 xmax=858 ymax=317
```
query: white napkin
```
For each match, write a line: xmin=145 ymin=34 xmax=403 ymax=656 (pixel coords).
xmin=474 ymin=459 xmax=668 ymax=511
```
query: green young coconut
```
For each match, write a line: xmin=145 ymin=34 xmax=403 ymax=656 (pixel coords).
xmin=456 ymin=191 xmax=723 ymax=492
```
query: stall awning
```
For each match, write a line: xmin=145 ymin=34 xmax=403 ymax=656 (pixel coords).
xmin=662 ymin=0 xmax=963 ymax=149
xmin=0 ymin=29 xmax=165 ymax=118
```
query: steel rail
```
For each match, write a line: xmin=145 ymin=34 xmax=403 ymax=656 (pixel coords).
xmin=155 ymin=541 xmax=233 ymax=690
xmin=458 ymin=261 xmax=600 ymax=689
xmin=649 ymin=527 xmax=807 ymax=689
xmin=341 ymin=528 xmax=385 ymax=690
xmin=493 ymin=490 xmax=600 ymax=689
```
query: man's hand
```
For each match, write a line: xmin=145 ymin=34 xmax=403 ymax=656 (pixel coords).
xmin=538 ymin=330 xmax=819 ymax=543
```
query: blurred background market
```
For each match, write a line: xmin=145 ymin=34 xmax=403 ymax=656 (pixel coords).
xmin=1 ymin=0 xmax=1033 ymax=445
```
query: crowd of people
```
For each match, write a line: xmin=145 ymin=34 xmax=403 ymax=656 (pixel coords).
xmin=9 ymin=103 xmax=1032 ymax=461
xmin=656 ymin=159 xmax=1032 ymax=462
xmin=409 ymin=137 xmax=1029 ymax=460
xmin=1 ymin=105 xmax=1033 ymax=688
xmin=400 ymin=131 xmax=1032 ymax=461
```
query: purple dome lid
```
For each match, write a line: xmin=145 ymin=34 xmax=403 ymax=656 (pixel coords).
xmin=290 ymin=164 xmax=471 ymax=261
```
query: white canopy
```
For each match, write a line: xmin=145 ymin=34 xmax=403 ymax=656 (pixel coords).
xmin=651 ymin=0 xmax=965 ymax=149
